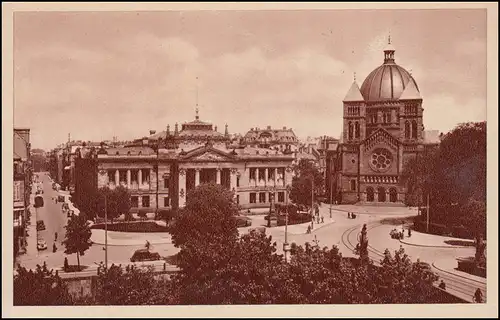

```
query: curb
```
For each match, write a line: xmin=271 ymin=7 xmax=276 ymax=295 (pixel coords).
xmin=431 ymin=262 xmax=487 ymax=286
xmin=399 ymin=238 xmax=470 ymax=249
xmin=90 ymin=239 xmax=173 ymax=246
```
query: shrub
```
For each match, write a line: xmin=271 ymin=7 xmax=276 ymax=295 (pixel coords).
xmin=90 ymin=221 xmax=169 ymax=233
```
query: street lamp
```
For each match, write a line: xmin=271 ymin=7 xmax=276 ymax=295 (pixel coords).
xmin=283 ymin=184 xmax=292 ymax=263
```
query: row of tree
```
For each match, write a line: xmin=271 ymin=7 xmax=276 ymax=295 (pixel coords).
xmin=15 ymin=184 xmax=447 ymax=305
xmin=401 ymin=121 xmax=486 ymax=238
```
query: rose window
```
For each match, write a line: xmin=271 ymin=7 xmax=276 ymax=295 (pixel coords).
xmin=370 ymin=148 xmax=393 ymax=171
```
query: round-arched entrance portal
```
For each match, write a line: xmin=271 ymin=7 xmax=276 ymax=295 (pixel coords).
xmin=377 ymin=187 xmax=386 ymax=202
xmin=366 ymin=187 xmax=374 ymax=202
xmin=389 ymin=188 xmax=398 ymax=203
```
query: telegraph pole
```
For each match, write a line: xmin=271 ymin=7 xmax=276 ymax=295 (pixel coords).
xmin=104 ymin=194 xmax=108 ymax=270
xmin=426 ymin=193 xmax=430 ymax=233
xmin=284 ymin=185 xmax=290 ymax=263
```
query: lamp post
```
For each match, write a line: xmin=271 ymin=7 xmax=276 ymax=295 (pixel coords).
xmin=104 ymin=194 xmax=108 ymax=270
xmin=283 ymin=185 xmax=291 ymax=263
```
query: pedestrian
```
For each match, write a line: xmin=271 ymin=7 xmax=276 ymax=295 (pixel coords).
xmin=439 ymin=280 xmax=446 ymax=290
xmin=54 ymin=232 xmax=58 ymax=241
xmin=473 ymin=288 xmax=483 ymax=303
xmin=408 ymin=228 xmax=412 ymax=237
xmin=306 ymin=225 xmax=311 ymax=234
xmin=348 ymin=212 xmax=351 ymax=219
xmin=321 ymin=216 xmax=324 ymax=223
xmin=52 ymin=243 xmax=57 ymax=253
xmin=317 ymin=216 xmax=320 ymax=224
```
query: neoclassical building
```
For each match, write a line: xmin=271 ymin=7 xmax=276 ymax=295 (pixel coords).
xmin=332 ymin=39 xmax=439 ymax=205
xmin=90 ymin=112 xmax=295 ymax=212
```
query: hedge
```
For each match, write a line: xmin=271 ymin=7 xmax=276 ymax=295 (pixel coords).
xmin=90 ymin=221 xmax=169 ymax=233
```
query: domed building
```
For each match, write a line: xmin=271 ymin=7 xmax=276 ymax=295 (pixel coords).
xmin=331 ymin=38 xmax=439 ymax=205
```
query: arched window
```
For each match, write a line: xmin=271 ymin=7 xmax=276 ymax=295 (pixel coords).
xmin=348 ymin=122 xmax=353 ymax=140
xmin=412 ymin=121 xmax=418 ymax=139
xmin=377 ymin=187 xmax=386 ymax=202
xmin=405 ymin=121 xmax=410 ymax=139
xmin=355 ymin=122 xmax=360 ymax=139
xmin=389 ymin=188 xmax=398 ymax=202
xmin=350 ymin=180 xmax=356 ymax=191
xmin=366 ymin=187 xmax=374 ymax=202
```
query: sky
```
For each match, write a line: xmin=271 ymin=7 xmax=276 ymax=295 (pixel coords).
xmin=13 ymin=9 xmax=487 ymax=150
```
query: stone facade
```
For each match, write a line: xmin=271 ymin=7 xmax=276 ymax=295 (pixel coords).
xmin=332 ymin=40 xmax=438 ymax=205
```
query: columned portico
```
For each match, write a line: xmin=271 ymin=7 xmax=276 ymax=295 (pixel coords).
xmin=195 ymin=168 xmax=201 ymax=187
xmin=178 ymin=168 xmax=187 ymax=207
xmin=216 ymin=168 xmax=221 ymax=184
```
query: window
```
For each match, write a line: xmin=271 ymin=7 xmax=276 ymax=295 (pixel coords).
xmin=258 ymin=169 xmax=265 ymax=181
xmin=249 ymin=168 xmax=256 ymax=180
xmin=412 ymin=121 xmax=418 ymax=139
xmin=250 ymin=193 xmax=256 ymax=204
xmin=142 ymin=196 xmax=150 ymax=208
xmin=405 ymin=121 xmax=411 ymax=139
xmin=236 ymin=195 xmax=240 ymax=204
xmin=164 ymin=197 xmax=170 ymax=207
xmin=278 ymin=192 xmax=285 ymax=202
xmin=164 ymin=178 xmax=169 ymax=189
xmin=236 ymin=176 xmax=240 ymax=187
xmin=348 ymin=122 xmax=353 ymax=140
xmin=355 ymin=122 xmax=360 ymax=138
xmin=131 ymin=196 xmax=138 ymax=208
xmin=350 ymin=180 xmax=356 ymax=191
xmin=259 ymin=192 xmax=266 ymax=203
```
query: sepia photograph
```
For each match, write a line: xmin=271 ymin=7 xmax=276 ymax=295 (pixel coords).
xmin=3 ymin=2 xmax=497 ymax=318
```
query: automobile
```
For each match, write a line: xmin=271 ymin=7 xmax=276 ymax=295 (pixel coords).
xmin=36 ymin=220 xmax=46 ymax=231
xmin=235 ymin=215 xmax=252 ymax=227
xmin=416 ymin=261 xmax=432 ymax=271
xmin=37 ymin=239 xmax=47 ymax=251
xmin=390 ymin=229 xmax=404 ymax=239
xmin=130 ymin=249 xmax=162 ymax=263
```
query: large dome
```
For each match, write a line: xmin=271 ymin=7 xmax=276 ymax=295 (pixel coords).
xmin=360 ymin=44 xmax=420 ymax=102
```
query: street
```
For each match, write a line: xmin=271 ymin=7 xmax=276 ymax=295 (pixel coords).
xmin=17 ymin=184 xmax=485 ymax=303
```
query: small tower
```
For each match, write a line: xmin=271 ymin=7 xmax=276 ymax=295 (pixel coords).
xmin=224 ymin=124 xmax=229 ymax=137
xmin=166 ymin=124 xmax=170 ymax=136
xmin=195 ymin=107 xmax=199 ymax=120
xmin=384 ymin=34 xmax=396 ymax=64
xmin=174 ymin=122 xmax=179 ymax=136
xmin=342 ymin=72 xmax=365 ymax=142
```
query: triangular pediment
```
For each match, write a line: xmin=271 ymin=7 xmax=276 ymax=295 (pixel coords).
xmin=362 ymin=127 xmax=400 ymax=152
xmin=343 ymin=81 xmax=365 ymax=102
xmin=181 ymin=145 xmax=235 ymax=161
xmin=399 ymin=80 xmax=422 ymax=100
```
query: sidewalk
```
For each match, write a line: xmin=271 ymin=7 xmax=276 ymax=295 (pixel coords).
xmin=400 ymin=230 xmax=475 ymax=248
xmin=91 ymin=229 xmax=172 ymax=246
xmin=432 ymin=258 xmax=487 ymax=285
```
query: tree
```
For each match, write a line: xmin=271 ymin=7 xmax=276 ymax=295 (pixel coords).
xmin=62 ymin=214 xmax=92 ymax=270
xmin=173 ymin=231 xmax=304 ymax=304
xmin=289 ymin=159 xmax=324 ymax=208
xmin=400 ymin=121 xmax=486 ymax=238
xmin=114 ymin=185 xmax=132 ymax=219
xmin=14 ymin=263 xmax=73 ymax=305
xmin=94 ymin=264 xmax=175 ymax=305
xmin=95 ymin=187 xmax=123 ymax=222
xmin=169 ymin=183 xmax=239 ymax=248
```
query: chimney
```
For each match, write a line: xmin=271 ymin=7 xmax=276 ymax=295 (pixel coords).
xmin=214 ymin=125 xmax=218 ymax=132
xmin=150 ymin=130 xmax=156 ymax=135
xmin=283 ymin=126 xmax=287 ymax=130
xmin=267 ymin=125 xmax=271 ymax=130
xmin=225 ymin=124 xmax=229 ymax=137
